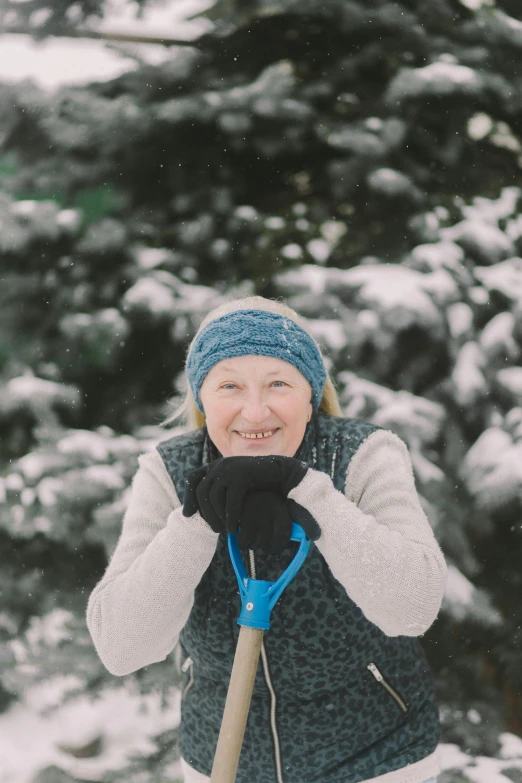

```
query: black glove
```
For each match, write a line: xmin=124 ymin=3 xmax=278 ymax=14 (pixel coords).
xmin=182 ymin=455 xmax=309 ymax=534
xmin=233 ymin=490 xmax=321 ymax=551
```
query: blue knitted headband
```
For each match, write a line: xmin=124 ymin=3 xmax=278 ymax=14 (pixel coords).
xmin=186 ymin=310 xmax=327 ymax=413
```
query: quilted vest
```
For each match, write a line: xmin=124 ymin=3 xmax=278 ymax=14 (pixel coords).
xmin=156 ymin=412 xmax=441 ymax=783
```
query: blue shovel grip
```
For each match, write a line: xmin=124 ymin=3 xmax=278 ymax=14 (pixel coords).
xmin=227 ymin=522 xmax=311 ymax=630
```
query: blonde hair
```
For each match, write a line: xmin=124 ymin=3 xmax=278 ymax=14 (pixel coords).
xmin=158 ymin=295 xmax=343 ymax=431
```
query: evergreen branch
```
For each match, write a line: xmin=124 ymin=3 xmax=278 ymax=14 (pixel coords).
xmin=1 ymin=26 xmax=210 ymax=48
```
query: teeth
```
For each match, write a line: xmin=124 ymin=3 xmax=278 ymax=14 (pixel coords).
xmin=239 ymin=430 xmax=275 ymax=439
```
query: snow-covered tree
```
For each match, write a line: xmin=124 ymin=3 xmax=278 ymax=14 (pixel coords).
xmin=3 ymin=1 xmax=522 ymax=781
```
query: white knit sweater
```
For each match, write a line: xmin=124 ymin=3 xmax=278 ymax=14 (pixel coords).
xmin=86 ymin=427 xmax=447 ymax=783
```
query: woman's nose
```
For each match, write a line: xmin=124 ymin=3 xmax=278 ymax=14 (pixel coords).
xmin=241 ymin=394 xmax=270 ymax=420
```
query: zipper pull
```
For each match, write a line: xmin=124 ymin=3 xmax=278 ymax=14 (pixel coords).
xmin=367 ymin=662 xmax=383 ymax=681
xmin=181 ymin=656 xmax=193 ymax=673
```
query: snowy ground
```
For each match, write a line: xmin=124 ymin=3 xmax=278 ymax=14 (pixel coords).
xmin=1 ymin=676 xmax=522 ymax=783
xmin=0 ymin=676 xmax=182 ymax=783
xmin=0 ymin=0 xmax=213 ymax=90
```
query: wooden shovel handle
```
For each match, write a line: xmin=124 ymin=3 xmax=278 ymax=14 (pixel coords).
xmin=210 ymin=626 xmax=264 ymax=783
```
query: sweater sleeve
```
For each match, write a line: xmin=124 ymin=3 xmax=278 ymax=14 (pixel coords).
xmin=287 ymin=428 xmax=447 ymax=637
xmin=86 ymin=450 xmax=219 ymax=676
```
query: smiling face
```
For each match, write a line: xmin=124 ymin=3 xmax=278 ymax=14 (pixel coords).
xmin=199 ymin=354 xmax=313 ymax=457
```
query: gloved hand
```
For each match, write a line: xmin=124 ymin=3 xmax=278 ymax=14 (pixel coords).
xmin=182 ymin=454 xmax=310 ymax=535
xmin=232 ymin=489 xmax=321 ymax=551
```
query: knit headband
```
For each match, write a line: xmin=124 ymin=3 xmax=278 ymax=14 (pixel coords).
xmin=185 ymin=310 xmax=327 ymax=413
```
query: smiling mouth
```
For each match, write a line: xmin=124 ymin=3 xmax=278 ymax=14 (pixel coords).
xmin=235 ymin=429 xmax=280 ymax=441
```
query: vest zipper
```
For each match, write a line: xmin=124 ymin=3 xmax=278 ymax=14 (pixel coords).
xmin=248 ymin=549 xmax=284 ymax=783
xmin=181 ymin=656 xmax=194 ymax=700
xmin=367 ymin=662 xmax=408 ymax=713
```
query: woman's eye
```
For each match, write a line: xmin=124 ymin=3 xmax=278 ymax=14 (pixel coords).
xmin=220 ymin=382 xmax=286 ymax=389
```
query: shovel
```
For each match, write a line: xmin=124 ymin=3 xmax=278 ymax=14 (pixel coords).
xmin=209 ymin=522 xmax=311 ymax=783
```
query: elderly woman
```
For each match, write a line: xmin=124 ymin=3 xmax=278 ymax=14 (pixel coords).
xmin=87 ymin=296 xmax=447 ymax=783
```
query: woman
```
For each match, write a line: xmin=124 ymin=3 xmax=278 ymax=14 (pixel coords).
xmin=87 ymin=295 xmax=447 ymax=783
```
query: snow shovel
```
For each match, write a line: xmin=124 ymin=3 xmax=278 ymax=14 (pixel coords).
xmin=209 ymin=522 xmax=311 ymax=783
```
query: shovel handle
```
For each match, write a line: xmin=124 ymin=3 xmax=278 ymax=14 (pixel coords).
xmin=210 ymin=625 xmax=264 ymax=783
xmin=228 ymin=521 xmax=311 ymax=630
xmin=209 ymin=522 xmax=311 ymax=783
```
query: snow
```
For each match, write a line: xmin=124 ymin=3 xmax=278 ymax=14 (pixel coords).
xmin=0 ymin=0 xmax=213 ymax=91
xmin=82 ymin=464 xmax=126 ymax=491
xmin=10 ymin=201 xmax=38 ymax=217
xmin=4 ymin=375 xmax=80 ymax=413
xmin=419 ymin=267 xmax=461 ymax=307
xmin=385 ymin=60 xmax=483 ymax=105
xmin=2 ymin=676 xmax=521 ymax=783
xmin=325 ymin=126 xmax=386 ymax=155
xmin=281 ymin=243 xmax=303 ymax=260
xmin=411 ymin=241 xmax=465 ymax=271
xmin=372 ymin=393 xmax=445 ymax=445
xmin=467 ymin=708 xmax=482 ymax=725
xmin=304 ymin=319 xmax=346 ymax=358
xmin=3 ymin=473 xmax=24 ymax=492
xmin=132 ymin=246 xmax=177 ymax=270
xmin=505 ymin=407 xmax=522 ymax=439
xmin=320 ymin=220 xmax=347 ymax=246
xmin=338 ymin=371 xmax=446 ymax=445
xmin=276 ymin=263 xmax=447 ymax=336
xmin=306 ymin=238 xmax=330 ymax=263
xmin=446 ymin=302 xmax=474 ymax=341
xmin=36 ymin=477 xmax=62 ymax=507
xmin=265 ymin=216 xmax=285 ymax=230
xmin=474 ymin=257 xmax=522 ymax=301
xmin=357 ymin=309 xmax=380 ymax=331
xmin=57 ymin=431 xmax=112 ymax=462
xmin=24 ymin=609 xmax=74 ymax=651
xmin=366 ymin=167 xmax=416 ymax=196
xmin=417 ymin=61 xmax=479 ymax=86
xmin=439 ymin=741 xmax=472 ymax=769
xmin=497 ymin=366 xmax=522 ymax=398
xmin=462 ymin=187 xmax=521 ymax=225
xmin=468 ymin=112 xmax=494 ymax=140
xmin=461 ymin=426 xmax=522 ymax=511
xmin=465 ymin=757 xmax=521 ymax=783
xmin=0 ymin=37 xmax=142 ymax=90
xmin=5 ymin=688 xmax=522 ymax=783
xmin=340 ymin=264 xmax=446 ymax=331
xmin=407 ymin=443 xmax=445 ymax=486
xmin=469 ymin=284 xmax=490 ymax=304
xmin=459 ymin=0 xmax=493 ymax=8
xmin=14 ymin=429 xmax=138 ymax=484
xmin=0 ymin=676 xmax=181 ymax=783
xmin=443 ymin=220 xmax=515 ymax=264
xmin=442 ymin=564 xmax=502 ymax=626
xmin=491 ymin=9 xmax=522 ymax=49
xmin=478 ymin=312 xmax=519 ymax=362
xmin=451 ymin=342 xmax=487 ymax=407
xmin=365 ymin=117 xmax=383 ymax=132
xmin=499 ymin=732 xmax=522 ymax=759
xmin=56 ymin=209 xmax=82 ymax=231
xmin=234 ymin=206 xmax=259 ymax=222
xmin=122 ymin=277 xmax=177 ymax=317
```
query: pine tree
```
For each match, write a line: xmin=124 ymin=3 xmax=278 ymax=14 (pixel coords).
xmin=2 ymin=1 xmax=522 ymax=780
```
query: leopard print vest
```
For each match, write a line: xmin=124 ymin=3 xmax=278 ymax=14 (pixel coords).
xmin=156 ymin=412 xmax=441 ymax=783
